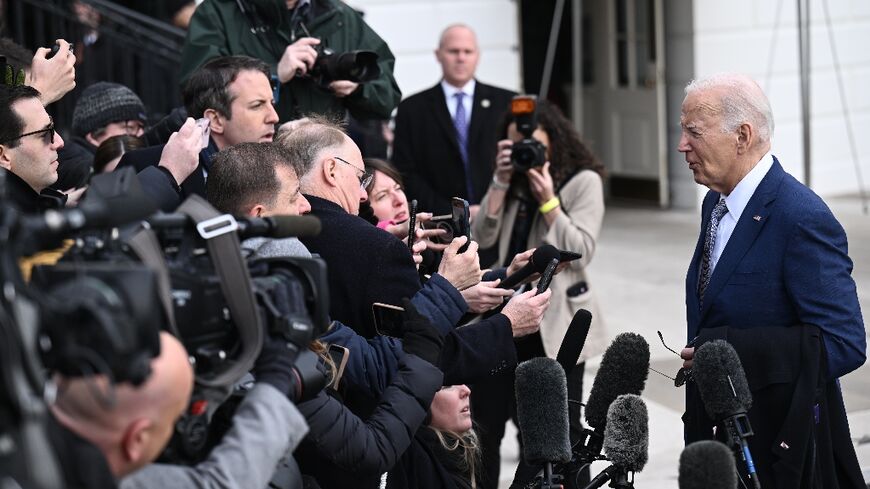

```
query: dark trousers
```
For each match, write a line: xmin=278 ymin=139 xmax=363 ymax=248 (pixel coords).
xmin=471 ymin=332 xmax=586 ymax=489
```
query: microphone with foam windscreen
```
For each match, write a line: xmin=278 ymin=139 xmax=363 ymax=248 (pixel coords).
xmin=579 ymin=333 xmax=650 ymax=460
xmin=678 ymin=440 xmax=738 ymax=489
xmin=583 ymin=394 xmax=649 ymax=489
xmin=515 ymin=357 xmax=572 ymax=488
xmin=692 ymin=340 xmax=760 ymax=489
xmin=556 ymin=309 xmax=592 ymax=378
xmin=499 ymin=244 xmax=561 ymax=289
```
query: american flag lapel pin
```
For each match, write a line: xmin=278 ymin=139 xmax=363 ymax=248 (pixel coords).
xmin=753 ymin=215 xmax=762 ymax=222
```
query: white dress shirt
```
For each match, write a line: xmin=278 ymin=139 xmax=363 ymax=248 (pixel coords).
xmin=709 ymin=151 xmax=774 ymax=272
xmin=441 ymin=79 xmax=476 ymax=120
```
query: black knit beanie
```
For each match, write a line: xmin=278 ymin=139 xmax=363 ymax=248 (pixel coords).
xmin=72 ymin=82 xmax=146 ymax=137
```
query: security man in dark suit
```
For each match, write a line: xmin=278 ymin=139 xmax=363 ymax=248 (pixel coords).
xmin=392 ymin=24 xmax=515 ymax=218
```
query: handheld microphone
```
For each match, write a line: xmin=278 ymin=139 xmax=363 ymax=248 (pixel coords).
xmin=499 ymin=244 xmax=560 ymax=289
xmin=555 ymin=309 xmax=592 ymax=377
xmin=678 ymin=440 xmax=738 ymax=489
xmin=692 ymin=340 xmax=760 ymax=489
xmin=515 ymin=357 xmax=572 ymax=488
xmin=584 ymin=394 xmax=649 ymax=489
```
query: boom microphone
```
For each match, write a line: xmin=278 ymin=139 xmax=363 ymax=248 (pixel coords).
xmin=147 ymin=214 xmax=322 ymax=239
xmin=584 ymin=394 xmax=649 ymax=489
xmin=555 ymin=309 xmax=592 ymax=377
xmin=499 ymin=244 xmax=560 ymax=289
xmin=515 ymin=357 xmax=571 ymax=488
xmin=692 ymin=340 xmax=760 ymax=489
xmin=678 ymin=440 xmax=738 ymax=489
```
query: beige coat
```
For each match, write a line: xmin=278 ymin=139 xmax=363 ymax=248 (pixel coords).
xmin=472 ymin=169 xmax=608 ymax=362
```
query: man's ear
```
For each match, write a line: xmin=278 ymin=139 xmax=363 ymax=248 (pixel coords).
xmin=121 ymin=417 xmax=152 ymax=465
xmin=322 ymin=158 xmax=338 ymax=187
xmin=0 ymin=145 xmax=13 ymax=171
xmin=85 ymin=132 xmax=101 ymax=147
xmin=204 ymin=109 xmax=224 ymax=135
xmin=248 ymin=204 xmax=266 ymax=217
xmin=736 ymin=123 xmax=753 ymax=154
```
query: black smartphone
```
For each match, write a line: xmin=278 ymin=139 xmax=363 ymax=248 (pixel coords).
xmin=559 ymin=250 xmax=582 ymax=262
xmin=372 ymin=302 xmax=405 ymax=337
xmin=407 ymin=199 xmax=417 ymax=250
xmin=47 ymin=42 xmax=74 ymax=59
xmin=536 ymin=258 xmax=559 ymax=295
xmin=451 ymin=197 xmax=471 ymax=253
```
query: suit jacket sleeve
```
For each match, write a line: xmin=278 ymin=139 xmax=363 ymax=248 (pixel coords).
xmin=137 ymin=166 xmax=184 ymax=213
xmin=440 ymin=314 xmax=517 ymax=385
xmin=392 ymin=101 xmax=446 ymax=213
xmin=782 ymin=206 xmax=866 ymax=379
xmin=119 ymin=384 xmax=308 ymax=489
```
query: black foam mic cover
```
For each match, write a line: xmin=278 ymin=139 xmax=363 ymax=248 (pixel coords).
xmin=585 ymin=333 xmax=650 ymax=431
xmin=603 ymin=394 xmax=649 ymax=472
xmin=515 ymin=357 xmax=572 ymax=465
xmin=499 ymin=244 xmax=561 ymax=289
xmin=556 ymin=309 xmax=592 ymax=377
xmin=678 ymin=440 xmax=738 ymax=489
xmin=692 ymin=340 xmax=753 ymax=420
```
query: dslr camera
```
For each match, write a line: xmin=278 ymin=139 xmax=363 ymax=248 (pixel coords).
xmin=510 ymin=95 xmax=547 ymax=172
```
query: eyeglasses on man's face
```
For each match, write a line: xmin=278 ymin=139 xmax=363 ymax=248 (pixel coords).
xmin=0 ymin=118 xmax=55 ymax=146
xmin=334 ymin=156 xmax=373 ymax=189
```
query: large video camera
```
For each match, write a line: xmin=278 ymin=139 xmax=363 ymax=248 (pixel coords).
xmin=40 ymin=194 xmax=331 ymax=463
xmin=510 ymin=95 xmax=548 ymax=173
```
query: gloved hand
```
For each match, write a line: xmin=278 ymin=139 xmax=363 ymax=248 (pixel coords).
xmin=399 ymin=298 xmax=444 ymax=366
xmin=252 ymin=335 xmax=299 ymax=399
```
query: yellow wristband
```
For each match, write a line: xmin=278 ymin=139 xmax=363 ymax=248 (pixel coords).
xmin=539 ymin=197 xmax=561 ymax=214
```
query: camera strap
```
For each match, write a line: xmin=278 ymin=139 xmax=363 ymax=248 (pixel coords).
xmin=176 ymin=195 xmax=264 ymax=389
xmin=127 ymin=226 xmax=180 ymax=337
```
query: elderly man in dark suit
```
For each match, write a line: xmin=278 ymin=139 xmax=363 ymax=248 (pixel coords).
xmin=678 ymin=73 xmax=866 ymax=488
xmin=392 ymin=24 xmax=515 ymax=218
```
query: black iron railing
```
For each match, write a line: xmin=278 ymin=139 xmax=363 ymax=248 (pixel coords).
xmin=5 ymin=0 xmax=186 ymax=135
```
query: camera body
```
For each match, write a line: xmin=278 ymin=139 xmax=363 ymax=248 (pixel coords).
xmin=510 ymin=95 xmax=547 ymax=173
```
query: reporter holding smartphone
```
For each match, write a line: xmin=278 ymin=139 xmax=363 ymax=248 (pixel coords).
xmin=469 ymin=100 xmax=610 ymax=488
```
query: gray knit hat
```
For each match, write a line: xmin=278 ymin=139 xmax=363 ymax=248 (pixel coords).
xmin=72 ymin=82 xmax=147 ymax=137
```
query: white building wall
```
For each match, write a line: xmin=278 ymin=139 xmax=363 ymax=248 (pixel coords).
xmin=692 ymin=0 xmax=870 ymax=198
xmin=346 ymin=0 xmax=522 ymax=101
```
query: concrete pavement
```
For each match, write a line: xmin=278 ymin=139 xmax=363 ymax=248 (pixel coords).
xmin=498 ymin=195 xmax=870 ymax=488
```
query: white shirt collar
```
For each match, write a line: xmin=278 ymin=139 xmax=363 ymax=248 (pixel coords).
xmin=441 ymin=79 xmax=476 ymax=99
xmin=723 ymin=151 xmax=774 ymax=223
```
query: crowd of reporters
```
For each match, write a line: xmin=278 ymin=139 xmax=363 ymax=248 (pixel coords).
xmin=4 ymin=2 xmax=865 ymax=489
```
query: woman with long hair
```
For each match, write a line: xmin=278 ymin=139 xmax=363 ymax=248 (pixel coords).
xmin=470 ymin=100 xmax=610 ymax=486
xmin=387 ymin=384 xmax=481 ymax=489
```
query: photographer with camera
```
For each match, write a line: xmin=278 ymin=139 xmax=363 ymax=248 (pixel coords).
xmin=179 ymin=0 xmax=400 ymax=122
xmin=469 ymin=98 xmax=610 ymax=488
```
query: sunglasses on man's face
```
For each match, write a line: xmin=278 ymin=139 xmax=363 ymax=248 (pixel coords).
xmin=0 ymin=119 xmax=55 ymax=146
